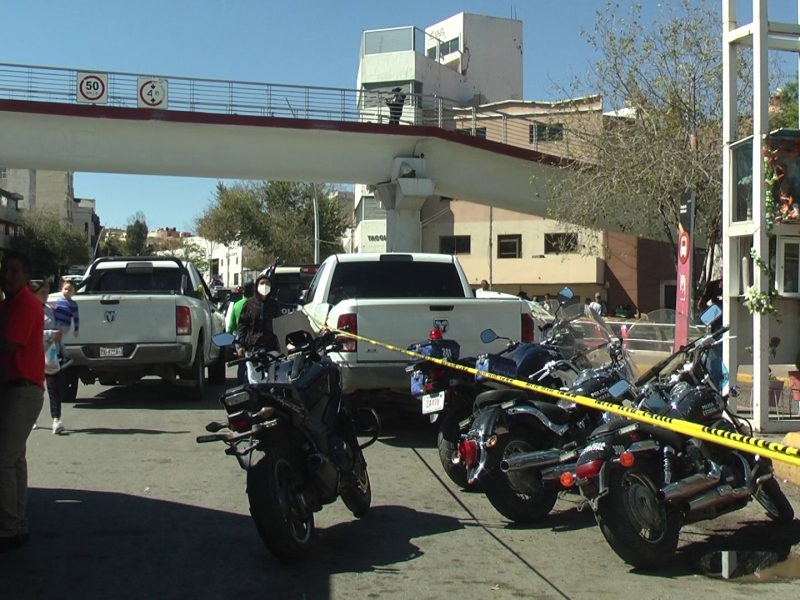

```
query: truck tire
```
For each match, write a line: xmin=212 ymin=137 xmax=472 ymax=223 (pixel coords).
xmin=185 ymin=346 xmax=205 ymax=402
xmin=207 ymin=351 xmax=227 ymax=385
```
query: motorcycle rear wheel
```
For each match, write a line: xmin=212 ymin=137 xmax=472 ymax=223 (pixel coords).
xmin=247 ymin=447 xmax=315 ymax=562
xmin=341 ymin=450 xmax=372 ymax=517
xmin=482 ymin=428 xmax=559 ymax=523
xmin=596 ymin=462 xmax=680 ymax=570
xmin=754 ymin=477 xmax=795 ymax=524
xmin=437 ymin=407 xmax=472 ymax=489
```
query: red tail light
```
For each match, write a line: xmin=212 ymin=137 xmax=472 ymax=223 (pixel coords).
xmin=424 ymin=368 xmax=448 ymax=392
xmin=300 ymin=266 xmax=318 ymax=274
xmin=576 ymin=459 xmax=604 ymax=480
xmin=176 ymin=306 xmax=192 ymax=336
xmin=228 ymin=411 xmax=250 ymax=432
xmin=521 ymin=313 xmax=535 ymax=343
xmin=459 ymin=439 xmax=478 ymax=467
xmin=429 ymin=329 xmax=443 ymax=340
xmin=336 ymin=314 xmax=357 ymax=352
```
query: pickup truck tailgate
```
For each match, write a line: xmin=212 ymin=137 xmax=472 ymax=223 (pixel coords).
xmin=69 ymin=295 xmax=178 ymax=346
xmin=354 ymin=299 xmax=522 ymax=362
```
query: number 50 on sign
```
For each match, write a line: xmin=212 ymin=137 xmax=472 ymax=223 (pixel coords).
xmin=76 ymin=72 xmax=108 ymax=104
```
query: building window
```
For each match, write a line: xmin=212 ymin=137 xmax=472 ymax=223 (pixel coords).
xmin=84 ymin=222 xmax=89 ymax=232
xmin=0 ymin=168 xmax=6 ymax=179
xmin=529 ymin=122 xmax=565 ymax=144
xmin=544 ymin=233 xmax=579 ymax=254
xmin=439 ymin=235 xmax=471 ymax=255
xmin=234 ymin=273 xmax=239 ymax=286
xmin=439 ymin=37 xmax=460 ymax=56
xmin=778 ymin=237 xmax=800 ymax=296
xmin=497 ymin=234 xmax=522 ymax=259
xmin=427 ymin=47 xmax=437 ymax=60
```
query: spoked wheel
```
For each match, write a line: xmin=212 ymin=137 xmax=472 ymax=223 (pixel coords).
xmin=341 ymin=449 xmax=372 ymax=517
xmin=754 ymin=477 xmax=795 ymax=524
xmin=482 ymin=429 xmax=559 ymax=523
xmin=437 ymin=407 xmax=472 ymax=489
xmin=596 ymin=464 xmax=680 ymax=570
xmin=247 ymin=447 xmax=314 ymax=562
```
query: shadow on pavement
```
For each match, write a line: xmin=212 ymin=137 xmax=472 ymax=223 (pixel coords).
xmin=0 ymin=488 xmax=463 ymax=600
xmin=71 ymin=379 xmax=230 ymax=411
xmin=62 ymin=427 xmax=192 ymax=436
xmin=503 ymin=505 xmax=596 ymax=533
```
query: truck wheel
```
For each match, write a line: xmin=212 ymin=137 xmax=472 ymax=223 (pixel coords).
xmin=207 ymin=351 xmax=227 ymax=385
xmin=186 ymin=347 xmax=205 ymax=401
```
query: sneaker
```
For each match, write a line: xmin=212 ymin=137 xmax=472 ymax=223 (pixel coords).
xmin=52 ymin=418 xmax=64 ymax=435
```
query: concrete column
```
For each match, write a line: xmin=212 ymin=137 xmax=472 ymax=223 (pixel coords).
xmin=375 ymin=158 xmax=435 ymax=253
xmin=752 ymin=0 xmax=770 ymax=431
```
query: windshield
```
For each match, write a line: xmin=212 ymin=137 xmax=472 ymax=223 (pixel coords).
xmin=546 ymin=303 xmax=639 ymax=379
xmin=327 ymin=261 xmax=465 ymax=301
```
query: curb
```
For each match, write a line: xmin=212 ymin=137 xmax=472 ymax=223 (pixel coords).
xmin=773 ymin=433 xmax=800 ymax=487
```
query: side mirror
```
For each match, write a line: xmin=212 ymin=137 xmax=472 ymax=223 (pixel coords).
xmin=299 ymin=289 xmax=308 ymax=304
xmin=212 ymin=332 xmax=235 ymax=347
xmin=480 ymin=329 xmax=498 ymax=344
xmin=700 ymin=304 xmax=722 ymax=326
xmin=729 ymin=385 xmax=740 ymax=398
xmin=608 ymin=379 xmax=631 ymax=400
xmin=557 ymin=287 xmax=574 ymax=304
xmin=286 ymin=330 xmax=315 ymax=349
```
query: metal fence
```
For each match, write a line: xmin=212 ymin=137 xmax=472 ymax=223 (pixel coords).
xmin=0 ymin=62 xmax=593 ymax=161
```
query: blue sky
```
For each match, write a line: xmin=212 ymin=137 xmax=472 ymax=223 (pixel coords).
xmin=3 ymin=0 xmax=799 ymax=230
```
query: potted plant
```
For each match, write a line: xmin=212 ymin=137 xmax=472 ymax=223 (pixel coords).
xmin=789 ymin=347 xmax=800 ymax=402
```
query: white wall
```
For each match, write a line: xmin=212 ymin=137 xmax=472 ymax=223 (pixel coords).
xmin=355 ymin=219 xmax=387 ymax=253
xmin=462 ymin=14 xmax=523 ymax=102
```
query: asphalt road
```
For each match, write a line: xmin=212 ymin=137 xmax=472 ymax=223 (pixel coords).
xmin=2 ymin=371 xmax=800 ymax=600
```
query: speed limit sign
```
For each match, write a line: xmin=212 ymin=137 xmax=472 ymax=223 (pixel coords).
xmin=76 ymin=72 xmax=108 ymax=104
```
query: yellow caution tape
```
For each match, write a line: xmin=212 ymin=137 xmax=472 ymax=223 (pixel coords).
xmin=314 ymin=317 xmax=800 ymax=469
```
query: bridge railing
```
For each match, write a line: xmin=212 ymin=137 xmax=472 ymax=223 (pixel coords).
xmin=0 ymin=62 xmax=594 ymax=161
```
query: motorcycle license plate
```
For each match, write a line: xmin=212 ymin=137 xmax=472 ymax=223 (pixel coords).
xmin=99 ymin=346 xmax=123 ymax=358
xmin=421 ymin=391 xmax=446 ymax=415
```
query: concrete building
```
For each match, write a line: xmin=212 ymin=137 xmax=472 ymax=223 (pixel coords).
xmin=72 ymin=197 xmax=102 ymax=257
xmin=351 ymin=12 xmax=677 ymax=311
xmin=0 ymin=168 xmax=75 ymax=224
xmin=0 ymin=187 xmax=23 ymax=253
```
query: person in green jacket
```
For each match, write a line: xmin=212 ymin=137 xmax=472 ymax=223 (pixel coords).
xmin=227 ymin=281 xmax=254 ymax=334
xmin=227 ymin=281 xmax=254 ymax=384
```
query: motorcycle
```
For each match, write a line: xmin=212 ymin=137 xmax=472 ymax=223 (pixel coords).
xmin=197 ymin=321 xmax=380 ymax=562
xmin=572 ymin=304 xmax=794 ymax=569
xmin=456 ymin=288 xmax=638 ymax=522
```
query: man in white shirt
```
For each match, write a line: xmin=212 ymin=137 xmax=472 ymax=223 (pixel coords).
xmin=589 ymin=292 xmax=604 ymax=315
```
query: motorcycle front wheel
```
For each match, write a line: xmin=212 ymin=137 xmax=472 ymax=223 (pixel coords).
xmin=754 ymin=477 xmax=795 ymax=524
xmin=247 ymin=447 xmax=315 ymax=563
xmin=341 ymin=449 xmax=372 ymax=517
xmin=596 ymin=462 xmax=680 ymax=570
xmin=482 ymin=427 xmax=559 ymax=523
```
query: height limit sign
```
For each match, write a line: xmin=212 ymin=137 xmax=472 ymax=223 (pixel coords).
xmin=76 ymin=72 xmax=108 ymax=104
xmin=138 ymin=78 xmax=168 ymax=109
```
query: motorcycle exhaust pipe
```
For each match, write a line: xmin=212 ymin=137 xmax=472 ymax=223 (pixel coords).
xmin=307 ymin=453 xmax=339 ymax=499
xmin=500 ymin=449 xmax=577 ymax=473
xmin=540 ymin=462 xmax=578 ymax=482
xmin=684 ymin=484 xmax=751 ymax=515
xmin=657 ymin=462 xmax=722 ymax=503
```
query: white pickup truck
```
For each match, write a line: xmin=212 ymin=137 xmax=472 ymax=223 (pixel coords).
xmin=56 ymin=257 xmax=227 ymax=401
xmin=300 ymin=253 xmax=535 ymax=395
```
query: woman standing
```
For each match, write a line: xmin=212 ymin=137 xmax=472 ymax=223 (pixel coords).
xmin=30 ymin=281 xmax=65 ymax=434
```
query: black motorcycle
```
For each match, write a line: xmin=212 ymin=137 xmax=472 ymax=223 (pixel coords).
xmin=456 ymin=288 xmax=636 ymax=522
xmin=197 ymin=326 xmax=380 ymax=562
xmin=573 ymin=304 xmax=794 ymax=569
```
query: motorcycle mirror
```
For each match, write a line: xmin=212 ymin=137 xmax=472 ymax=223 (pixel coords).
xmin=480 ymin=329 xmax=498 ymax=344
xmin=700 ymin=304 xmax=722 ymax=326
xmin=729 ymin=385 xmax=741 ymax=398
xmin=212 ymin=332 xmax=235 ymax=347
xmin=557 ymin=287 xmax=574 ymax=304
xmin=608 ymin=379 xmax=631 ymax=400
xmin=205 ymin=421 xmax=227 ymax=433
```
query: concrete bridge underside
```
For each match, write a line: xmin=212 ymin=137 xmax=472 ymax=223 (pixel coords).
xmin=0 ymin=100 xmax=567 ymax=251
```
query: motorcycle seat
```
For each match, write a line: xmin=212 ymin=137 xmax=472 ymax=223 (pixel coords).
xmin=474 ymin=389 xmax=528 ymax=410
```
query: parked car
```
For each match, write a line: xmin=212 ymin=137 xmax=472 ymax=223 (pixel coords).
xmin=300 ymin=253 xmax=535 ymax=395
xmin=55 ymin=256 xmax=227 ymax=401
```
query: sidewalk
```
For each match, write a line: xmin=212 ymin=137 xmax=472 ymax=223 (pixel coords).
xmin=736 ymin=363 xmax=795 ymax=386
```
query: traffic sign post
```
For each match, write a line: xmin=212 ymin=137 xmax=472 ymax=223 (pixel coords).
xmin=137 ymin=78 xmax=168 ymax=109
xmin=76 ymin=72 xmax=108 ymax=104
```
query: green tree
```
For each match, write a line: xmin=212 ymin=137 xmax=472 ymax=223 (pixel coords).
xmin=196 ymin=181 xmax=347 ymax=264
xmin=98 ymin=236 xmax=126 ymax=257
xmin=12 ymin=210 xmax=90 ymax=280
xmin=546 ymin=0 xmax=760 ymax=296
xmin=157 ymin=236 xmax=208 ymax=266
xmin=771 ymin=79 xmax=799 ymax=129
xmin=125 ymin=211 xmax=150 ymax=256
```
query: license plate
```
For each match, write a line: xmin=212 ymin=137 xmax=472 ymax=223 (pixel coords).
xmin=99 ymin=346 xmax=124 ymax=358
xmin=421 ymin=391 xmax=446 ymax=415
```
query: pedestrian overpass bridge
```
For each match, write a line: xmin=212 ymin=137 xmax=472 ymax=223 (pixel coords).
xmin=0 ymin=62 xmax=573 ymax=250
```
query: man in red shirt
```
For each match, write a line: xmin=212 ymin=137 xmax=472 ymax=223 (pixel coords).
xmin=0 ymin=251 xmax=44 ymax=553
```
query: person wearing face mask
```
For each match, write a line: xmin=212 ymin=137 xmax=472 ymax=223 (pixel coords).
xmin=236 ymin=270 xmax=280 ymax=358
